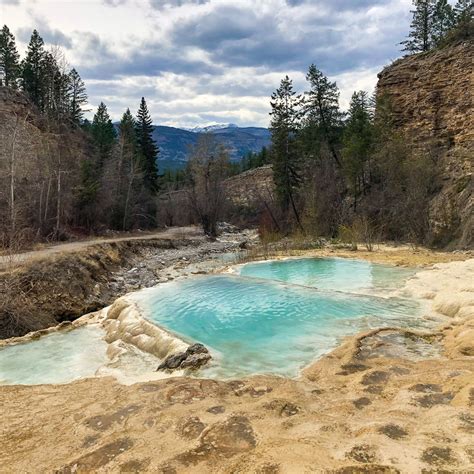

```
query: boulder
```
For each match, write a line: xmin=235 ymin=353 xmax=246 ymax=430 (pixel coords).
xmin=157 ymin=343 xmax=211 ymax=372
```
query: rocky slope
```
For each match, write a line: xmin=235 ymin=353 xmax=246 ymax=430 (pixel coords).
xmin=377 ymin=40 xmax=473 ymax=248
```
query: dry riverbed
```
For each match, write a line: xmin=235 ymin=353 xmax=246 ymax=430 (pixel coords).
xmin=0 ymin=234 xmax=473 ymax=473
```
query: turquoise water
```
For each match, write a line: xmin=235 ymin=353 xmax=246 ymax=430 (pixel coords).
xmin=239 ymin=257 xmax=416 ymax=294
xmin=0 ymin=326 xmax=108 ymax=385
xmin=134 ymin=258 xmax=424 ymax=378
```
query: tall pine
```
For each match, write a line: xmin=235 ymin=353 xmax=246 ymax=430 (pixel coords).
xmin=42 ymin=51 xmax=63 ymax=119
xmin=431 ymin=0 xmax=456 ymax=46
xmin=0 ymin=25 xmax=20 ymax=88
xmin=303 ymin=64 xmax=343 ymax=167
xmin=452 ymin=0 xmax=474 ymax=40
xmin=342 ymin=91 xmax=374 ymax=210
xmin=402 ymin=0 xmax=436 ymax=52
xmin=113 ymin=108 xmax=140 ymax=230
xmin=21 ymin=29 xmax=46 ymax=109
xmin=67 ymin=68 xmax=88 ymax=125
xmin=135 ymin=97 xmax=159 ymax=193
xmin=270 ymin=76 xmax=303 ymax=230
xmin=91 ymin=102 xmax=117 ymax=167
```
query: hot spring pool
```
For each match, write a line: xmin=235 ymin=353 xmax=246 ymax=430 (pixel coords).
xmin=132 ymin=258 xmax=426 ymax=378
xmin=0 ymin=326 xmax=108 ymax=385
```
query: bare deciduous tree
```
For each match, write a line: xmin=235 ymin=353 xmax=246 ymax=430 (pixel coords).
xmin=187 ymin=134 xmax=231 ymax=238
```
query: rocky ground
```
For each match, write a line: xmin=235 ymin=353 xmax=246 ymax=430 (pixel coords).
xmin=0 ymin=234 xmax=473 ymax=473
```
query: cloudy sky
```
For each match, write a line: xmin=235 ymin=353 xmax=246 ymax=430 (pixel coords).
xmin=2 ymin=0 xmax=413 ymax=127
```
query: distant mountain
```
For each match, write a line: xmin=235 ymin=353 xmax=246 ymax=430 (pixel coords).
xmin=152 ymin=124 xmax=271 ymax=172
xmin=184 ymin=123 xmax=239 ymax=133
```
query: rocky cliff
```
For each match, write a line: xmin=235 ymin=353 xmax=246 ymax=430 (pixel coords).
xmin=377 ymin=40 xmax=473 ymax=248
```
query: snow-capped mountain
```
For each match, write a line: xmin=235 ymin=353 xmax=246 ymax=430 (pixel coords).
xmin=152 ymin=124 xmax=271 ymax=171
xmin=185 ymin=123 xmax=239 ymax=133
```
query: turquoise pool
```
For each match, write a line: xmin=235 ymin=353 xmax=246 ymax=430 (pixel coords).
xmin=134 ymin=258 xmax=425 ymax=378
xmin=0 ymin=326 xmax=108 ymax=385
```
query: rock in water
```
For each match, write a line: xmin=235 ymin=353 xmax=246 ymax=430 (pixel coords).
xmin=180 ymin=353 xmax=212 ymax=369
xmin=157 ymin=343 xmax=211 ymax=372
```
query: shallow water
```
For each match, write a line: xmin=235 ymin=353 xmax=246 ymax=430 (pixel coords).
xmin=0 ymin=326 xmax=108 ymax=385
xmin=238 ymin=257 xmax=416 ymax=294
xmin=134 ymin=258 xmax=425 ymax=378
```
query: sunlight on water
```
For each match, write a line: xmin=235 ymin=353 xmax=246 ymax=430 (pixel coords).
xmin=0 ymin=326 xmax=108 ymax=385
xmin=134 ymin=258 xmax=424 ymax=378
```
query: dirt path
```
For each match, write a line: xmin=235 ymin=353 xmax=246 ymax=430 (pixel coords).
xmin=0 ymin=226 xmax=201 ymax=269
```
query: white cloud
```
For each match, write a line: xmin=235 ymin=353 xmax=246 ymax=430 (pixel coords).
xmin=3 ymin=0 xmax=414 ymax=127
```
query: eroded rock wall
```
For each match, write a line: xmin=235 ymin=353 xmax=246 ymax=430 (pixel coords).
xmin=377 ymin=40 xmax=473 ymax=248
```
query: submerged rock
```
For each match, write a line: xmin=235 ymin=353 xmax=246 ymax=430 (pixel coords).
xmin=157 ymin=343 xmax=211 ymax=372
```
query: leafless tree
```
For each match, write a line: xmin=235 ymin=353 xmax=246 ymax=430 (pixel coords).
xmin=187 ymin=134 xmax=231 ymax=238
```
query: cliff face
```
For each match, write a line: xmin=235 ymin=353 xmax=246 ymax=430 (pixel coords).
xmin=377 ymin=40 xmax=473 ymax=248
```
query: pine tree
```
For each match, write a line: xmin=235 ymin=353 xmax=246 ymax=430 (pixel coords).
xmin=0 ymin=25 xmax=20 ymax=88
xmin=402 ymin=0 xmax=436 ymax=53
xmin=135 ymin=97 xmax=159 ymax=193
xmin=452 ymin=0 xmax=474 ymax=39
xmin=21 ymin=30 xmax=46 ymax=109
xmin=113 ymin=108 xmax=140 ymax=229
xmin=270 ymin=76 xmax=303 ymax=229
xmin=342 ymin=91 xmax=374 ymax=210
xmin=67 ymin=68 xmax=88 ymax=125
xmin=431 ymin=0 xmax=456 ymax=46
xmin=303 ymin=64 xmax=343 ymax=167
xmin=42 ymin=51 xmax=62 ymax=118
xmin=91 ymin=102 xmax=117 ymax=166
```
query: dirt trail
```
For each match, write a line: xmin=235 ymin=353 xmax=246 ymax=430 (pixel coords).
xmin=0 ymin=226 xmax=200 ymax=269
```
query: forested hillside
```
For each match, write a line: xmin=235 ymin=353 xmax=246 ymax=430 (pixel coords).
xmin=0 ymin=0 xmax=472 ymax=249
xmin=260 ymin=0 xmax=473 ymax=248
xmin=153 ymin=125 xmax=270 ymax=171
xmin=0 ymin=27 xmax=161 ymax=245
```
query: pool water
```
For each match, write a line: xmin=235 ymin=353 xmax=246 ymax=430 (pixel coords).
xmin=238 ymin=257 xmax=416 ymax=294
xmin=134 ymin=258 xmax=425 ymax=378
xmin=0 ymin=326 xmax=108 ymax=385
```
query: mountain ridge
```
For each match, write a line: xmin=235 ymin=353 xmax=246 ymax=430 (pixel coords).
xmin=152 ymin=124 xmax=271 ymax=171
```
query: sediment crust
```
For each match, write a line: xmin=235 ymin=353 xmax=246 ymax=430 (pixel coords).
xmin=0 ymin=252 xmax=473 ymax=472
xmin=0 ymin=311 xmax=101 ymax=348
xmin=103 ymin=297 xmax=189 ymax=360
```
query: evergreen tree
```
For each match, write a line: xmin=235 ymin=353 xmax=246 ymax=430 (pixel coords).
xmin=115 ymin=108 xmax=141 ymax=229
xmin=135 ymin=97 xmax=159 ymax=193
xmin=67 ymin=68 xmax=88 ymax=125
xmin=21 ymin=30 xmax=46 ymax=108
xmin=431 ymin=0 xmax=456 ymax=46
xmin=91 ymin=102 xmax=117 ymax=166
xmin=42 ymin=51 xmax=63 ymax=118
xmin=119 ymin=108 xmax=137 ymax=152
xmin=452 ymin=0 xmax=474 ymax=39
xmin=303 ymin=64 xmax=343 ymax=167
xmin=0 ymin=25 xmax=20 ymax=88
xmin=270 ymin=76 xmax=303 ymax=229
xmin=402 ymin=0 xmax=436 ymax=53
xmin=342 ymin=91 xmax=374 ymax=210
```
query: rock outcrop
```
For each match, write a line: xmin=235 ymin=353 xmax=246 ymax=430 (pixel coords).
xmin=224 ymin=165 xmax=274 ymax=209
xmin=377 ymin=40 xmax=473 ymax=248
xmin=157 ymin=343 xmax=212 ymax=371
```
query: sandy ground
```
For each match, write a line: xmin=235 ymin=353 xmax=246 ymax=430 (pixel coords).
xmin=0 ymin=243 xmax=473 ymax=473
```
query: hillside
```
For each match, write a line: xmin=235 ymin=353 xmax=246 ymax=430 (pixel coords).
xmin=153 ymin=125 xmax=271 ymax=171
xmin=377 ymin=39 xmax=473 ymax=248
